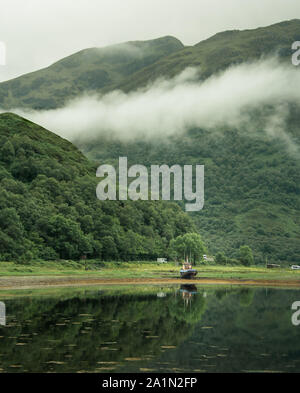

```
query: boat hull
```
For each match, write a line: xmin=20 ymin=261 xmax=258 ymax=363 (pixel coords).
xmin=180 ymin=269 xmax=198 ymax=279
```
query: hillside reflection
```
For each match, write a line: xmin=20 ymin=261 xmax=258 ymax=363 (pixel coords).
xmin=1 ymin=285 xmax=300 ymax=373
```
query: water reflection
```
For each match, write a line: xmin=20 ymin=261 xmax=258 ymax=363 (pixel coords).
xmin=180 ymin=285 xmax=198 ymax=308
xmin=0 ymin=285 xmax=299 ymax=373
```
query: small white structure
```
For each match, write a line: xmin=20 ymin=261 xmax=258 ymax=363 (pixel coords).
xmin=157 ymin=258 xmax=167 ymax=263
xmin=203 ymin=255 xmax=214 ymax=262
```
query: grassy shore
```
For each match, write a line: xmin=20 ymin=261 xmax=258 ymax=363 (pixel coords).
xmin=0 ymin=260 xmax=300 ymax=281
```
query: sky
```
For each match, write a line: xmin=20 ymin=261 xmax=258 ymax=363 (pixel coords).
xmin=0 ymin=0 xmax=300 ymax=81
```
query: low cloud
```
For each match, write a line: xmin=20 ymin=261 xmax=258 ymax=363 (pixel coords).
xmin=5 ymin=57 xmax=300 ymax=154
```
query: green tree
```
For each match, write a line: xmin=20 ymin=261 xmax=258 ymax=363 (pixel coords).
xmin=215 ymin=252 xmax=227 ymax=265
xmin=102 ymin=236 xmax=118 ymax=261
xmin=39 ymin=214 xmax=92 ymax=260
xmin=239 ymin=245 xmax=254 ymax=266
xmin=170 ymin=233 xmax=206 ymax=264
xmin=0 ymin=140 xmax=15 ymax=163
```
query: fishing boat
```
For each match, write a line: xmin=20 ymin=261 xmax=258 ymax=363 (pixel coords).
xmin=180 ymin=259 xmax=198 ymax=279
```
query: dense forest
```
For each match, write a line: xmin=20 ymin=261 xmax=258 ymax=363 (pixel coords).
xmin=80 ymin=117 xmax=300 ymax=264
xmin=0 ymin=113 xmax=194 ymax=262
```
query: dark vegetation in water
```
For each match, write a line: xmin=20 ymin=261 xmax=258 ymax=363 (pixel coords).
xmin=0 ymin=288 xmax=206 ymax=372
xmin=161 ymin=287 xmax=300 ymax=373
xmin=0 ymin=287 xmax=300 ymax=373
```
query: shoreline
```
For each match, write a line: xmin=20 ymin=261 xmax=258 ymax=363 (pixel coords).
xmin=0 ymin=275 xmax=300 ymax=291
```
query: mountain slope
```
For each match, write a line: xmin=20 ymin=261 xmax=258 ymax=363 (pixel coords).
xmin=80 ymin=119 xmax=300 ymax=264
xmin=0 ymin=20 xmax=298 ymax=110
xmin=115 ymin=19 xmax=300 ymax=92
xmin=0 ymin=36 xmax=183 ymax=110
xmin=74 ymin=19 xmax=300 ymax=264
xmin=1 ymin=20 xmax=300 ymax=264
xmin=0 ymin=113 xmax=194 ymax=262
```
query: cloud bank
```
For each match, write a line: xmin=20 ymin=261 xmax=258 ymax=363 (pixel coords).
xmin=5 ymin=57 xmax=300 ymax=154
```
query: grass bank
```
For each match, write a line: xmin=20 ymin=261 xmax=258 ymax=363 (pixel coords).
xmin=0 ymin=260 xmax=300 ymax=282
xmin=0 ymin=260 xmax=177 ymax=278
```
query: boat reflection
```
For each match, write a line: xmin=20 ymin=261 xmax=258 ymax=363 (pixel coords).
xmin=179 ymin=285 xmax=197 ymax=308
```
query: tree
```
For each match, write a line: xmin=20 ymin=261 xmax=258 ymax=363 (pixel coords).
xmin=170 ymin=233 xmax=206 ymax=264
xmin=38 ymin=214 xmax=93 ymax=260
xmin=239 ymin=245 xmax=254 ymax=266
xmin=0 ymin=140 xmax=15 ymax=163
xmin=0 ymin=208 xmax=24 ymax=240
xmin=215 ymin=252 xmax=227 ymax=265
xmin=101 ymin=236 xmax=118 ymax=261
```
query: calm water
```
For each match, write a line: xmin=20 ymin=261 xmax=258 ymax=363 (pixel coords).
xmin=0 ymin=285 xmax=300 ymax=373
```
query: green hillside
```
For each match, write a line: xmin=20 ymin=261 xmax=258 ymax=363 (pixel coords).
xmin=79 ymin=122 xmax=300 ymax=264
xmin=74 ymin=20 xmax=300 ymax=264
xmin=0 ymin=20 xmax=299 ymax=264
xmin=0 ymin=36 xmax=183 ymax=110
xmin=1 ymin=20 xmax=299 ymax=110
xmin=116 ymin=19 xmax=300 ymax=92
xmin=0 ymin=113 xmax=194 ymax=262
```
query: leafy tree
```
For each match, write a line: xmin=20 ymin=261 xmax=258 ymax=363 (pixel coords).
xmin=239 ymin=245 xmax=254 ymax=266
xmin=0 ymin=140 xmax=15 ymax=163
xmin=0 ymin=207 xmax=24 ymax=240
xmin=102 ymin=236 xmax=118 ymax=261
xmin=170 ymin=233 xmax=206 ymax=264
xmin=215 ymin=252 xmax=227 ymax=265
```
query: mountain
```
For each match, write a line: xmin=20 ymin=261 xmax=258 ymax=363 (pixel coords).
xmin=0 ymin=113 xmax=194 ymax=262
xmin=1 ymin=20 xmax=299 ymax=110
xmin=79 ymin=122 xmax=300 ymax=264
xmin=74 ymin=20 xmax=300 ymax=264
xmin=0 ymin=36 xmax=183 ymax=110
xmin=1 ymin=20 xmax=300 ymax=264
xmin=115 ymin=19 xmax=300 ymax=92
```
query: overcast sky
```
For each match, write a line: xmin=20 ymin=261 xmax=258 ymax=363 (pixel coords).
xmin=0 ymin=0 xmax=300 ymax=82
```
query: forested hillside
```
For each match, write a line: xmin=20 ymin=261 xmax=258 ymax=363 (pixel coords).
xmin=0 ymin=20 xmax=300 ymax=264
xmin=74 ymin=20 xmax=300 ymax=264
xmin=79 ymin=122 xmax=300 ymax=264
xmin=0 ymin=113 xmax=194 ymax=262
xmin=0 ymin=36 xmax=183 ymax=110
xmin=1 ymin=20 xmax=299 ymax=110
xmin=116 ymin=19 xmax=300 ymax=92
